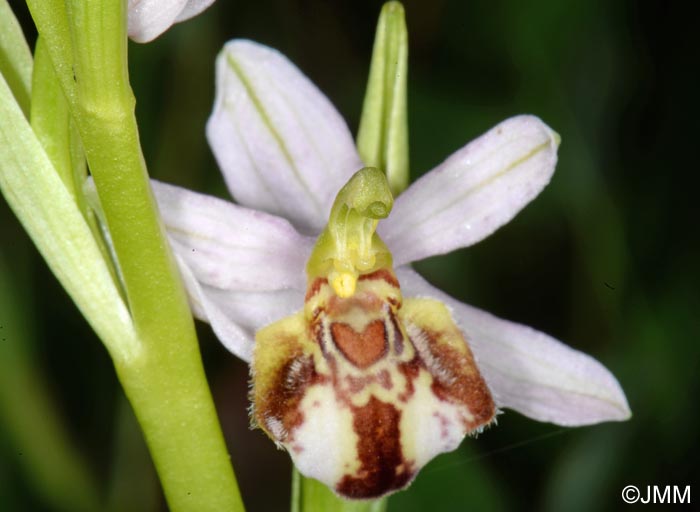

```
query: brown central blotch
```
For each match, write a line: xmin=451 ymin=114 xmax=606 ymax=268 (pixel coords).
xmin=336 ymin=396 xmax=413 ymax=499
xmin=331 ymin=320 xmax=387 ymax=368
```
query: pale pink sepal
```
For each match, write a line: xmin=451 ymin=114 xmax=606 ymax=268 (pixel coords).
xmin=175 ymin=254 xmax=303 ymax=362
xmin=396 ymin=267 xmax=631 ymax=426
xmin=381 ymin=116 xmax=559 ymax=266
xmin=174 ymin=0 xmax=215 ymax=22
xmin=206 ymin=40 xmax=364 ymax=234
xmin=152 ymin=180 xmax=313 ymax=292
xmin=127 ymin=0 xmax=216 ymax=43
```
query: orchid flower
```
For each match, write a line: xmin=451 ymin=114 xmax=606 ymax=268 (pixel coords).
xmin=152 ymin=39 xmax=630 ymax=500
xmin=127 ymin=0 xmax=216 ymax=42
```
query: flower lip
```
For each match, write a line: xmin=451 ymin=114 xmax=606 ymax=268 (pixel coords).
xmin=253 ymin=260 xmax=497 ymax=499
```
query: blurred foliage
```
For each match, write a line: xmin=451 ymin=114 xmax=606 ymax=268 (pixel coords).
xmin=1 ymin=0 xmax=696 ymax=510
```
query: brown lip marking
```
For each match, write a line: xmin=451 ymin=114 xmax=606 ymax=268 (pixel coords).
xmin=432 ymin=411 xmax=450 ymax=440
xmin=345 ymin=374 xmax=372 ymax=394
xmin=377 ymin=369 xmax=393 ymax=390
xmin=256 ymin=354 xmax=322 ymax=443
xmin=305 ymin=277 xmax=328 ymax=301
xmin=397 ymin=358 xmax=421 ymax=403
xmin=389 ymin=313 xmax=404 ymax=355
xmin=358 ymin=269 xmax=400 ymax=289
xmin=336 ymin=396 xmax=414 ymax=499
xmin=320 ymin=352 xmax=350 ymax=404
xmin=310 ymin=306 xmax=323 ymax=321
xmin=311 ymin=320 xmax=329 ymax=358
xmin=331 ymin=320 xmax=388 ymax=369
xmin=344 ymin=369 xmax=394 ymax=394
xmin=327 ymin=292 xmax=384 ymax=316
xmin=387 ymin=296 xmax=401 ymax=308
xmin=422 ymin=329 xmax=495 ymax=430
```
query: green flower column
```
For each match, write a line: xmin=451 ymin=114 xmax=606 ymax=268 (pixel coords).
xmin=294 ymin=2 xmax=408 ymax=510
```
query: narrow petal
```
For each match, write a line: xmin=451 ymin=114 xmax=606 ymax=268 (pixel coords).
xmin=0 ymin=0 xmax=33 ymax=116
xmin=207 ymin=40 xmax=363 ymax=233
xmin=127 ymin=0 xmax=215 ymax=43
xmin=357 ymin=1 xmax=409 ymax=195
xmin=175 ymin=255 xmax=303 ymax=362
xmin=381 ymin=116 xmax=559 ymax=266
xmin=396 ymin=267 xmax=631 ymax=426
xmin=152 ymin=180 xmax=313 ymax=292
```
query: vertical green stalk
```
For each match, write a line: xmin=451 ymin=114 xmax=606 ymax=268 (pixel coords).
xmin=23 ymin=1 xmax=244 ymax=510
xmin=357 ymin=1 xmax=409 ymax=196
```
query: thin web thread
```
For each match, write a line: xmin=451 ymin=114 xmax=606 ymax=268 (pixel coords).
xmin=423 ymin=428 xmax=569 ymax=476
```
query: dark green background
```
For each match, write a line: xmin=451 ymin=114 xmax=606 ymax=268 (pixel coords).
xmin=1 ymin=0 xmax=696 ymax=510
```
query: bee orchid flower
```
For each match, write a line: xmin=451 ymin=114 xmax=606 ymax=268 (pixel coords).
xmin=151 ymin=40 xmax=630 ymax=499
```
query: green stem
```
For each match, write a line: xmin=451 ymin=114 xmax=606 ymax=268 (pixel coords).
xmin=25 ymin=1 xmax=244 ymax=510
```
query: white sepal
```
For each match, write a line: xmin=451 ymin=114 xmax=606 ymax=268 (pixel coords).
xmin=207 ymin=40 xmax=364 ymax=233
xmin=397 ymin=267 xmax=631 ymax=426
